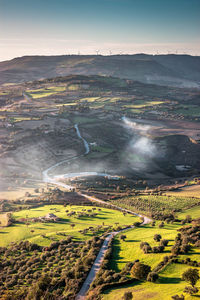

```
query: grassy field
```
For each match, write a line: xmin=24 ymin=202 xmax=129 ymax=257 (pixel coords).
xmin=102 ymin=263 xmax=200 ymax=300
xmin=0 ymin=204 xmax=139 ymax=247
xmin=73 ymin=116 xmax=97 ymax=124
xmin=167 ymin=185 xmax=200 ymax=198
xmin=109 ymin=223 xmax=179 ymax=271
xmin=178 ymin=205 xmax=200 ymax=220
xmin=26 ymin=86 xmax=66 ymax=98
xmin=101 ymin=207 xmax=200 ymax=300
xmin=109 ymin=206 xmax=200 ymax=271
xmin=123 ymin=100 xmax=164 ymax=109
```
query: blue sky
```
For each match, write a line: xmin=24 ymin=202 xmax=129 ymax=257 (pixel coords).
xmin=0 ymin=0 xmax=200 ymax=61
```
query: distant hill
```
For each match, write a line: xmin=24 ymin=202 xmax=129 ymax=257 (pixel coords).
xmin=0 ymin=54 xmax=200 ymax=88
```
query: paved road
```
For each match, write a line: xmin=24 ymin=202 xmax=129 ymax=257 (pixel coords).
xmin=42 ymin=123 xmax=151 ymax=300
xmin=75 ymin=216 xmax=151 ymax=300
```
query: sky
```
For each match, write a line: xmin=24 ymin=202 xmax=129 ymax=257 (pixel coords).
xmin=0 ymin=0 xmax=200 ymax=61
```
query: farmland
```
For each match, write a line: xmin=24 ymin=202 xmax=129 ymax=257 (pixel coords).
xmin=0 ymin=204 xmax=139 ymax=247
xmin=0 ymin=73 xmax=200 ymax=300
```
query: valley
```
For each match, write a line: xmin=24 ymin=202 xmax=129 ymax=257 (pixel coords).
xmin=0 ymin=63 xmax=200 ymax=300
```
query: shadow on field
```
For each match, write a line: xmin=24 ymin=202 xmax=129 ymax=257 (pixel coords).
xmin=126 ymin=239 xmax=140 ymax=242
xmin=108 ymin=238 xmax=125 ymax=272
xmin=159 ymin=276 xmax=181 ymax=284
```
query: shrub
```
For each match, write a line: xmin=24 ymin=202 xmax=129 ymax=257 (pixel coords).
xmin=147 ymin=272 xmax=159 ymax=282
xmin=182 ymin=268 xmax=199 ymax=287
xmin=171 ymin=295 xmax=185 ymax=300
xmin=160 ymin=239 xmax=169 ymax=246
xmin=154 ymin=234 xmax=162 ymax=242
xmin=142 ymin=244 xmax=152 ymax=254
xmin=122 ymin=291 xmax=133 ymax=300
xmin=184 ymin=286 xmax=199 ymax=295
xmin=131 ymin=262 xmax=151 ymax=280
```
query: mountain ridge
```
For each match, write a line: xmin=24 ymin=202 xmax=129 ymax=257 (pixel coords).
xmin=0 ymin=54 xmax=200 ymax=88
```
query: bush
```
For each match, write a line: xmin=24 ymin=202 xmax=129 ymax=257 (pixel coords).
xmin=160 ymin=239 xmax=169 ymax=246
xmin=131 ymin=262 xmax=151 ymax=280
xmin=171 ymin=295 xmax=185 ymax=300
xmin=142 ymin=244 xmax=152 ymax=254
xmin=182 ymin=268 xmax=199 ymax=287
xmin=184 ymin=286 xmax=199 ymax=295
xmin=154 ymin=234 xmax=162 ymax=242
xmin=147 ymin=272 xmax=159 ymax=282
xmin=122 ymin=291 xmax=133 ymax=300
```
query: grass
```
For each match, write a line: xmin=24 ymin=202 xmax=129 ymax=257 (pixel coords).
xmin=108 ymin=206 xmax=200 ymax=272
xmin=178 ymin=205 xmax=200 ymax=220
xmin=102 ymin=207 xmax=200 ymax=300
xmin=0 ymin=92 xmax=9 ymax=95
xmin=167 ymin=185 xmax=200 ymax=198
xmin=102 ymin=263 xmax=200 ymax=299
xmin=123 ymin=101 xmax=164 ymax=109
xmin=0 ymin=205 xmax=139 ymax=247
xmin=26 ymin=86 xmax=66 ymax=99
xmin=175 ymin=105 xmax=200 ymax=117
xmin=67 ymin=84 xmax=80 ymax=91
xmin=10 ymin=117 xmax=40 ymax=123
xmin=109 ymin=223 xmax=179 ymax=271
xmin=73 ymin=116 xmax=97 ymax=124
xmin=90 ymin=145 xmax=113 ymax=153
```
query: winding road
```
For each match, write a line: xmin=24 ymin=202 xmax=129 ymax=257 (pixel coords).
xmin=42 ymin=123 xmax=151 ymax=300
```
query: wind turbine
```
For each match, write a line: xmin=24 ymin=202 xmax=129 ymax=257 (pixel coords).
xmin=96 ymin=50 xmax=100 ymax=55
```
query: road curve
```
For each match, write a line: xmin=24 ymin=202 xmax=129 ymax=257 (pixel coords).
xmin=42 ymin=123 xmax=151 ymax=300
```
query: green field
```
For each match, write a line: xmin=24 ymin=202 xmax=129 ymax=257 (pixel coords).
xmin=108 ymin=206 xmax=200 ymax=272
xmin=0 ymin=205 xmax=139 ymax=247
xmin=109 ymin=223 xmax=179 ymax=271
xmin=101 ymin=207 xmax=200 ymax=299
xmin=102 ymin=263 xmax=200 ymax=300
xmin=26 ymin=86 xmax=66 ymax=98
xmin=178 ymin=205 xmax=200 ymax=220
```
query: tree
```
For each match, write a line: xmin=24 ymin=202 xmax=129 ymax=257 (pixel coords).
xmin=131 ymin=262 xmax=151 ymax=280
xmin=140 ymin=242 xmax=150 ymax=249
xmin=159 ymin=222 xmax=164 ymax=228
xmin=154 ymin=234 xmax=162 ymax=242
xmin=160 ymin=239 xmax=169 ymax=247
xmin=122 ymin=291 xmax=133 ymax=300
xmin=147 ymin=272 xmax=159 ymax=282
xmin=142 ymin=244 xmax=152 ymax=254
xmin=182 ymin=268 xmax=199 ymax=287
xmin=171 ymin=295 xmax=184 ymax=300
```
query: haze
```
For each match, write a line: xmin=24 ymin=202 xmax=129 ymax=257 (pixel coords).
xmin=0 ymin=0 xmax=200 ymax=61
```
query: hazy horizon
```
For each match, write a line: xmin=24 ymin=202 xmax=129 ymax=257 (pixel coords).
xmin=1 ymin=0 xmax=200 ymax=62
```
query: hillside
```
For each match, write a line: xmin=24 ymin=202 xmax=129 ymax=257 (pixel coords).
xmin=0 ymin=54 xmax=200 ymax=88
